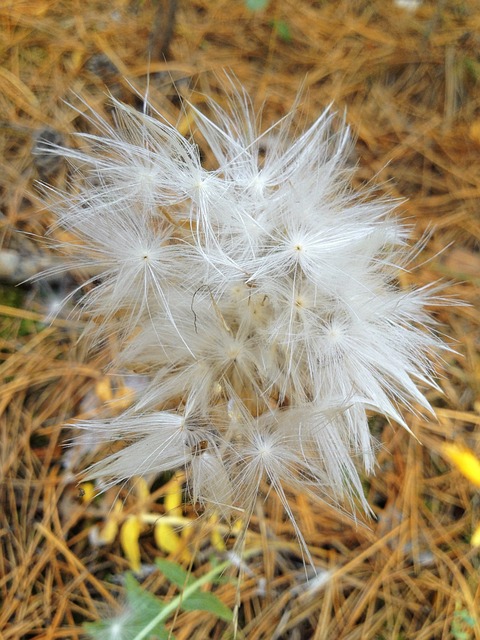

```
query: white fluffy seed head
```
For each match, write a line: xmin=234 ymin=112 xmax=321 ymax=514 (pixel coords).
xmin=48 ymin=82 xmax=447 ymax=548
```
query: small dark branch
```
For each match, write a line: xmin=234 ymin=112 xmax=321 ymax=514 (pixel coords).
xmin=148 ymin=0 xmax=178 ymax=61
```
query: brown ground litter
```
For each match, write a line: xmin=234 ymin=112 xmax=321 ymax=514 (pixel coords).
xmin=1 ymin=1 xmax=479 ymax=638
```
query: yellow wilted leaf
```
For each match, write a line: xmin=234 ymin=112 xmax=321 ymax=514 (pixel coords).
xmin=154 ymin=521 xmax=192 ymax=562
xmin=165 ymin=474 xmax=183 ymax=516
xmin=120 ymin=515 xmax=143 ymax=572
xmin=111 ymin=385 xmax=136 ymax=410
xmin=80 ymin=482 xmax=95 ymax=503
xmin=442 ymin=443 xmax=480 ymax=488
xmin=95 ymin=377 xmax=113 ymax=402
xmin=98 ymin=499 xmax=123 ymax=544
xmin=471 ymin=524 xmax=480 ymax=547
xmin=134 ymin=476 xmax=151 ymax=503
xmin=177 ymin=110 xmax=195 ymax=137
xmin=154 ymin=521 xmax=182 ymax=554
xmin=209 ymin=515 xmax=227 ymax=552
xmin=469 ymin=120 xmax=480 ymax=145
xmin=232 ymin=518 xmax=244 ymax=534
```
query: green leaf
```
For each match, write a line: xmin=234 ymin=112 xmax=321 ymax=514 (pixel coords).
xmin=155 ymin=558 xmax=232 ymax=621
xmin=84 ymin=616 xmax=171 ymax=640
xmin=132 ymin=560 xmax=231 ymax=640
xmin=124 ymin=572 xmax=166 ymax=613
xmin=246 ymin=0 xmax=269 ymax=11
xmin=464 ymin=57 xmax=480 ymax=82
xmin=155 ymin=558 xmax=194 ymax=588
xmin=85 ymin=618 xmax=172 ymax=640
xmin=273 ymin=19 xmax=292 ymax=42
xmin=84 ymin=573 xmax=172 ymax=640
xmin=182 ymin=591 xmax=233 ymax=622
xmin=83 ymin=620 xmax=113 ymax=639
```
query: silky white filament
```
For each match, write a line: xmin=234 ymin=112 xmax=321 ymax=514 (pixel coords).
xmin=44 ymin=83 xmax=446 ymax=542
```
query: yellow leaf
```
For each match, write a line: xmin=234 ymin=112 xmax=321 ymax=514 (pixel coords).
xmin=120 ymin=516 xmax=143 ymax=572
xmin=470 ymin=120 xmax=480 ymax=145
xmin=154 ymin=521 xmax=182 ymax=555
xmin=165 ymin=474 xmax=183 ymax=516
xmin=95 ymin=377 xmax=113 ymax=402
xmin=111 ymin=385 xmax=136 ymax=410
xmin=471 ymin=524 xmax=480 ymax=547
xmin=442 ymin=443 xmax=480 ymax=488
xmin=80 ymin=482 xmax=95 ymax=503
xmin=177 ymin=111 xmax=195 ymax=137
xmin=98 ymin=500 xmax=123 ymax=544
xmin=98 ymin=519 xmax=119 ymax=545
xmin=134 ymin=476 xmax=151 ymax=503
xmin=232 ymin=518 xmax=244 ymax=534
xmin=154 ymin=521 xmax=192 ymax=562
xmin=210 ymin=517 xmax=227 ymax=552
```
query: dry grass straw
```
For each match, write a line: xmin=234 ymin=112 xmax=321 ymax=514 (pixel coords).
xmin=1 ymin=0 xmax=479 ymax=638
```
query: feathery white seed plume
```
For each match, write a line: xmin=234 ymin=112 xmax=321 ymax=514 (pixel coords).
xmin=45 ymin=83 xmax=446 ymax=542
